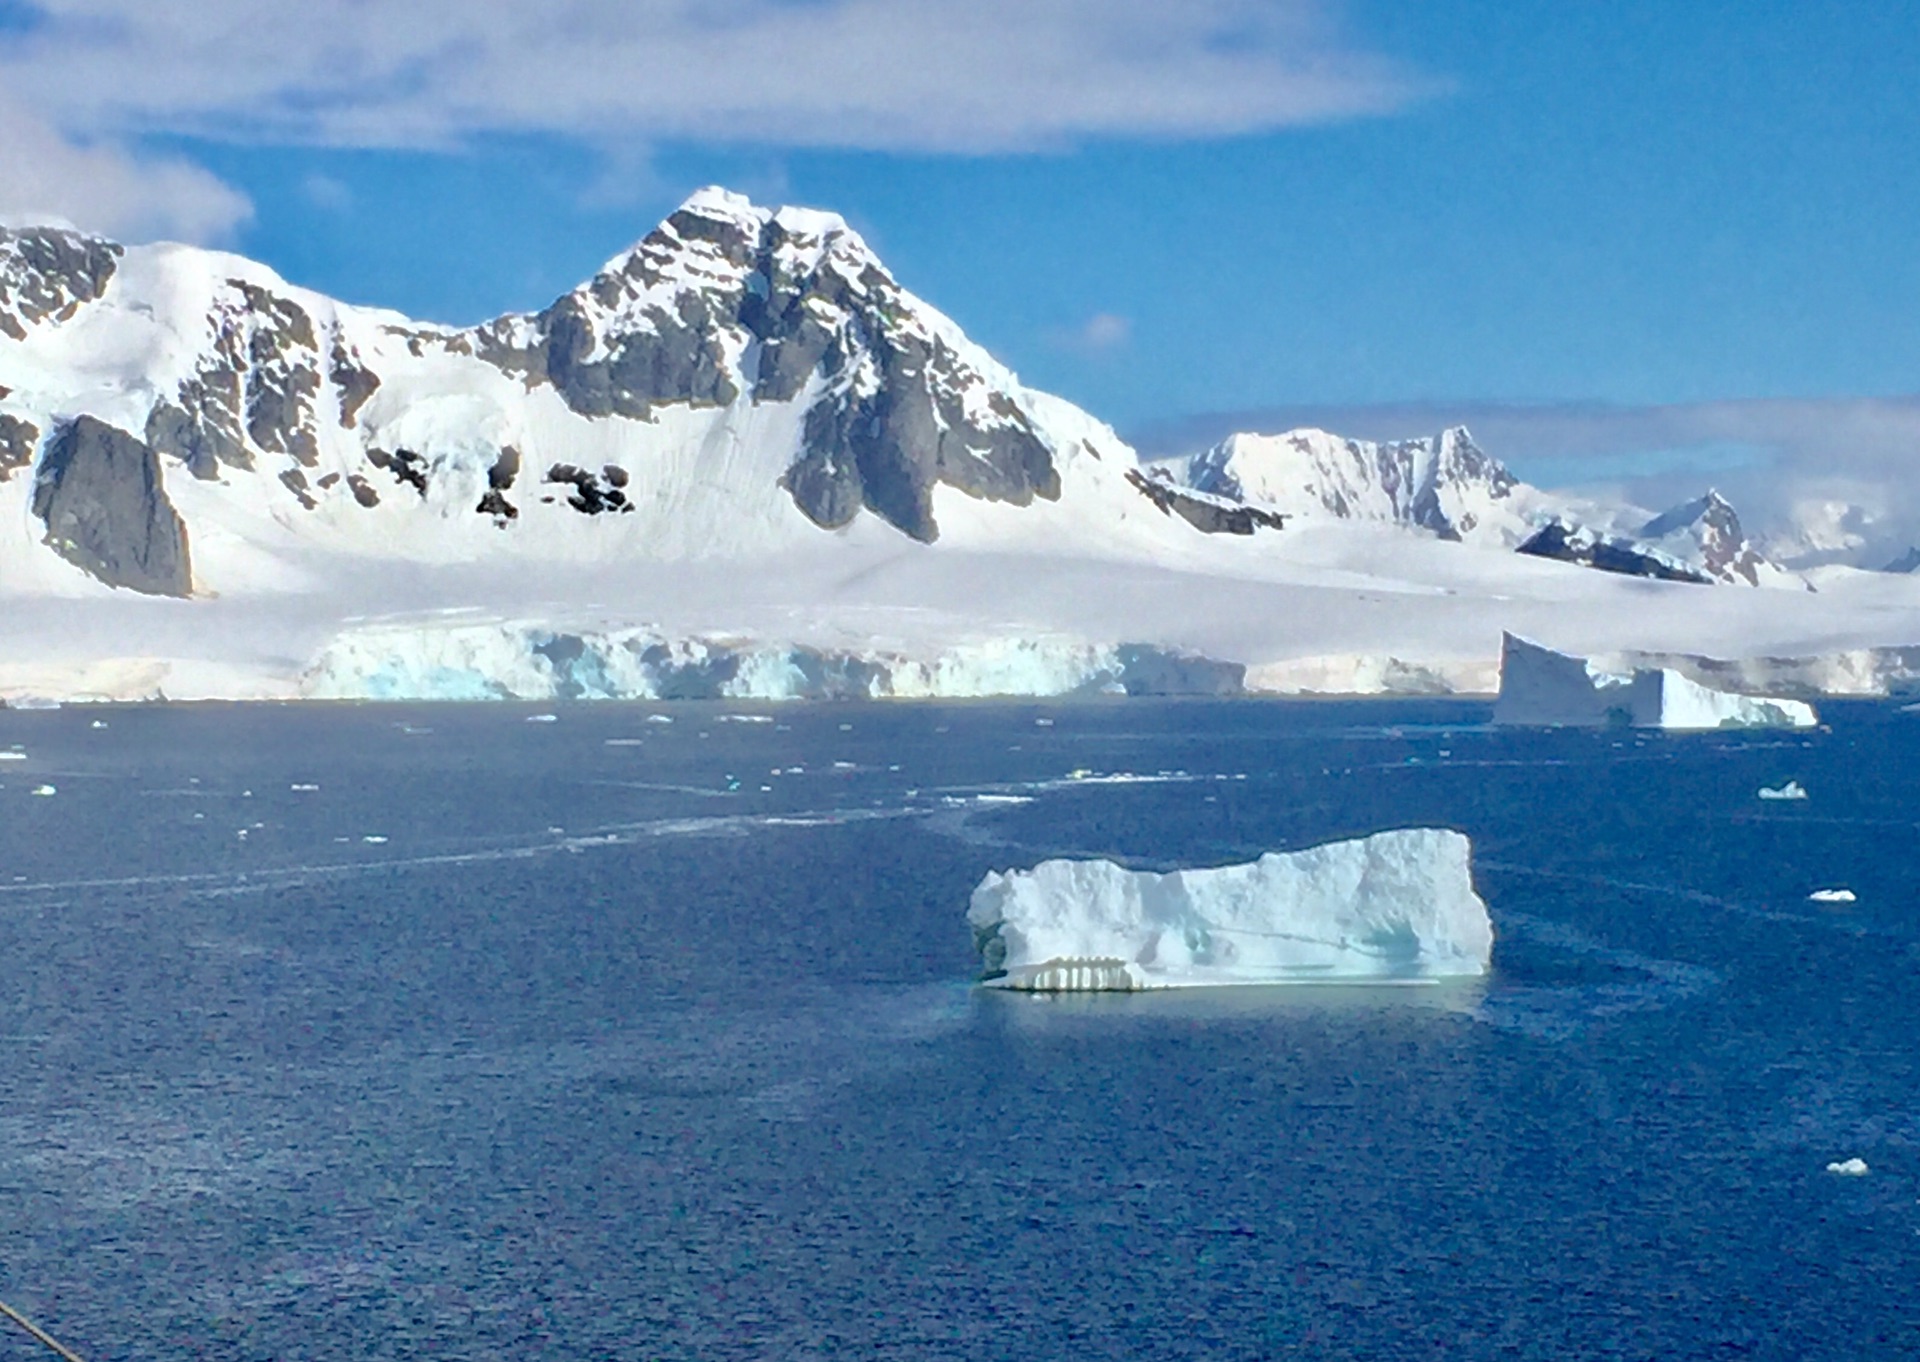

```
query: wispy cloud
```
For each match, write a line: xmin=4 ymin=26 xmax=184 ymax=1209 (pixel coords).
xmin=1049 ymin=311 xmax=1133 ymax=354
xmin=0 ymin=95 xmax=252 ymax=241
xmin=0 ymin=1 xmax=1428 ymax=239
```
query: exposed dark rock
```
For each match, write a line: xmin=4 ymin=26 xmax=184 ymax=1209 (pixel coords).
xmin=602 ymin=464 xmax=629 ymax=488
xmin=317 ymin=472 xmax=340 ymax=489
xmin=476 ymin=489 xmax=519 ymax=523
xmin=279 ymin=467 xmax=316 ymax=509
xmin=0 ymin=228 xmax=121 ymax=341
xmin=488 ymin=447 xmax=521 ymax=490
xmin=347 ymin=474 xmax=380 ymax=507
xmin=1884 ymin=546 xmax=1920 ymax=574
xmin=329 ymin=335 xmax=380 ymax=428
xmin=0 ymin=413 xmax=39 ymax=481
xmin=1126 ymin=469 xmax=1285 ymax=536
xmin=368 ymin=448 xmax=428 ymax=496
xmin=1517 ymin=517 xmax=1710 ymax=584
xmin=545 ymin=463 xmax=632 ymax=514
xmin=31 ymin=416 xmax=191 ymax=596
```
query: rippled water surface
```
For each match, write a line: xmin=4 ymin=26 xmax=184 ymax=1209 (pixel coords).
xmin=0 ymin=699 xmax=1915 ymax=1359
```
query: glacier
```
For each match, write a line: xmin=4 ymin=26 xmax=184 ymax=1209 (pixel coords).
xmin=302 ymin=620 xmax=1247 ymax=702
xmin=1492 ymin=634 xmax=1818 ymax=730
xmin=967 ymin=829 xmax=1494 ymax=991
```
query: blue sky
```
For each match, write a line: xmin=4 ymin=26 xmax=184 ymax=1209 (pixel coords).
xmin=3 ymin=1 xmax=1918 ymax=453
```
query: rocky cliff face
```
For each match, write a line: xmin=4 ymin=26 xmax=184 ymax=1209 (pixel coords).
xmin=0 ymin=228 xmax=122 ymax=341
xmin=31 ymin=415 xmax=192 ymax=596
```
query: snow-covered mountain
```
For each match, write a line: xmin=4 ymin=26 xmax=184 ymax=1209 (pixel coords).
xmin=1635 ymin=490 xmax=1800 ymax=588
xmin=0 ymin=187 xmax=1217 ymax=601
xmin=1161 ymin=425 xmax=1536 ymax=545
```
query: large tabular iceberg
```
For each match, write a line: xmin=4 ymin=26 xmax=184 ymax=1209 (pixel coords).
xmin=967 ymin=829 xmax=1493 ymax=991
xmin=1492 ymin=633 xmax=1817 ymax=730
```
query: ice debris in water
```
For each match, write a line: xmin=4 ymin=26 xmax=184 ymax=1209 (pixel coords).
xmin=291 ymin=783 xmax=320 ymax=792
xmin=90 ymin=720 xmax=107 ymax=729
xmin=968 ymin=828 xmax=1493 ymax=991
xmin=0 ymin=751 xmax=25 ymax=761
xmin=646 ymin=715 xmax=674 ymax=725
xmin=29 ymin=784 xmax=55 ymax=797
xmin=1826 ymin=1157 xmax=1869 ymax=1176
xmin=1808 ymin=888 xmax=1857 ymax=903
xmin=362 ymin=835 xmax=389 ymax=844
xmin=1757 ymin=781 xmax=1808 ymax=801
xmin=527 ymin=713 xmax=559 ymax=723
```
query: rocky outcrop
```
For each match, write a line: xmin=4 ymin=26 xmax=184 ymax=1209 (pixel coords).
xmin=1516 ymin=517 xmax=1711 ymax=583
xmin=31 ymin=416 xmax=192 ymax=596
xmin=0 ymin=228 xmax=121 ymax=341
xmin=145 ymin=279 xmax=327 ymax=478
xmin=0 ymin=413 xmax=38 ymax=480
xmin=1126 ymin=469 xmax=1285 ymax=535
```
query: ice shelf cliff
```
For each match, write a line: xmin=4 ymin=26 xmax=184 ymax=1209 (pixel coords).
xmin=967 ymin=829 xmax=1494 ymax=991
xmin=1491 ymin=634 xmax=1818 ymax=729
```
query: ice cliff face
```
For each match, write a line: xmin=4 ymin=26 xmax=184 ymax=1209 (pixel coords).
xmin=1491 ymin=634 xmax=1818 ymax=729
xmin=1168 ymin=426 xmax=1528 ymax=544
xmin=0 ymin=188 xmax=1158 ymax=598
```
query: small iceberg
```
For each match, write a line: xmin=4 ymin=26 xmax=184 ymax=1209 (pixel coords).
xmin=0 ymin=751 xmax=25 ymax=762
xmin=1808 ymin=888 xmax=1857 ymax=903
xmin=1757 ymin=781 xmax=1808 ymax=801
xmin=526 ymin=713 xmax=559 ymax=724
xmin=968 ymin=828 xmax=1494 ymax=991
xmin=1826 ymin=1157 xmax=1869 ymax=1176
xmin=28 ymin=784 xmax=56 ymax=797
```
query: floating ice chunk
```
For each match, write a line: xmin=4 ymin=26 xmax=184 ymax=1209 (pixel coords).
xmin=720 ymin=714 xmax=775 ymax=724
xmin=968 ymin=828 xmax=1493 ymax=991
xmin=526 ymin=713 xmax=559 ymax=724
xmin=1493 ymin=634 xmax=1817 ymax=730
xmin=290 ymin=783 xmax=321 ymax=792
xmin=1034 ymin=718 xmax=1054 ymax=727
xmin=1826 ymin=1157 xmax=1869 ymax=1176
xmin=605 ymin=738 xmax=647 ymax=746
xmin=29 ymin=784 xmax=56 ymax=797
xmin=362 ymin=835 xmax=389 ymax=844
xmin=646 ymin=715 xmax=674 ymax=725
xmin=90 ymin=720 xmax=107 ymax=729
xmin=1808 ymin=888 xmax=1857 ymax=903
xmin=0 ymin=752 xmax=25 ymax=762
xmin=1757 ymin=781 xmax=1808 ymax=801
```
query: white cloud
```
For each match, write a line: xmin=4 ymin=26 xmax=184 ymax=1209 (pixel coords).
xmin=1049 ymin=311 xmax=1132 ymax=354
xmin=0 ymin=96 xmax=252 ymax=241
xmin=0 ymin=1 xmax=1427 ymax=155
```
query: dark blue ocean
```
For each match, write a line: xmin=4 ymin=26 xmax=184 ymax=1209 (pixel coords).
xmin=0 ymin=699 xmax=1915 ymax=1360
